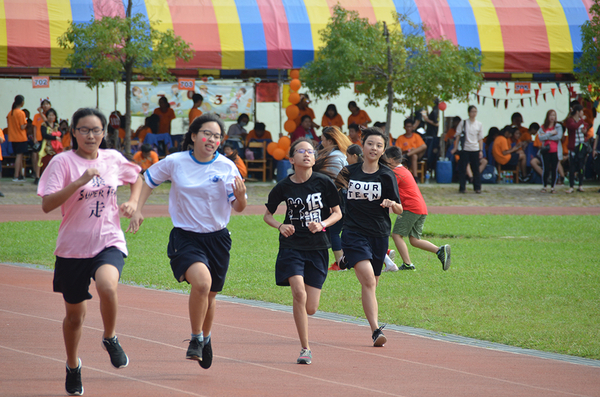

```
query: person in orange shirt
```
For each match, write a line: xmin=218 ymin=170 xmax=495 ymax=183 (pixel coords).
xmin=347 ymin=101 xmax=372 ymax=127
xmin=321 ymin=104 xmax=344 ymax=128
xmin=492 ymin=126 xmax=527 ymax=179
xmin=293 ymin=94 xmax=319 ymax=131
xmin=348 ymin=123 xmax=362 ymax=146
xmin=153 ymin=96 xmax=176 ymax=134
xmin=59 ymin=120 xmax=72 ymax=151
xmin=132 ymin=144 xmax=159 ymax=172
xmin=395 ymin=118 xmax=427 ymax=179
xmin=223 ymin=142 xmax=248 ymax=179
xmin=189 ymin=93 xmax=203 ymax=125
xmin=511 ymin=113 xmax=532 ymax=144
xmin=6 ymin=95 xmax=28 ymax=181
xmin=245 ymin=122 xmax=272 ymax=146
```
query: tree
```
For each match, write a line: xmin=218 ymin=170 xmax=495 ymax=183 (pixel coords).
xmin=575 ymin=0 xmax=600 ymax=100
xmin=57 ymin=1 xmax=193 ymax=156
xmin=302 ymin=6 xmax=482 ymax=129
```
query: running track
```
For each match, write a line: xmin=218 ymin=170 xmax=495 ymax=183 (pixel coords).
xmin=1 ymin=205 xmax=599 ymax=396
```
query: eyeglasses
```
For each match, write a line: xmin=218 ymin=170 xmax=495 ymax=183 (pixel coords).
xmin=76 ymin=127 xmax=103 ymax=136
xmin=198 ymin=130 xmax=221 ymax=140
xmin=295 ymin=148 xmax=315 ymax=154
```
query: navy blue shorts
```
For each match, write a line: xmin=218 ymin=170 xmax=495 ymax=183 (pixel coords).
xmin=168 ymin=227 xmax=231 ymax=292
xmin=341 ymin=230 xmax=388 ymax=277
xmin=54 ymin=246 xmax=125 ymax=304
xmin=11 ymin=141 xmax=28 ymax=154
xmin=275 ymin=248 xmax=328 ymax=289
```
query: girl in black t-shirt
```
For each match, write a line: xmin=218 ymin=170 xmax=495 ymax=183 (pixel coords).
xmin=337 ymin=128 xmax=402 ymax=347
xmin=264 ymin=138 xmax=341 ymax=365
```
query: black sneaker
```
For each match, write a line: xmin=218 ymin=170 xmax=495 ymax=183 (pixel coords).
xmin=199 ymin=338 xmax=212 ymax=369
xmin=102 ymin=336 xmax=129 ymax=368
xmin=398 ymin=263 xmax=416 ymax=271
xmin=0 ymin=192 xmax=4 ymax=197
xmin=186 ymin=338 xmax=203 ymax=361
xmin=372 ymin=324 xmax=387 ymax=347
xmin=437 ymin=245 xmax=451 ymax=271
xmin=65 ymin=359 xmax=84 ymax=396
xmin=338 ymin=255 xmax=349 ymax=270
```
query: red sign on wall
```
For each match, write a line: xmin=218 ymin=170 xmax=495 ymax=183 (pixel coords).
xmin=32 ymin=76 xmax=50 ymax=89
xmin=514 ymin=82 xmax=531 ymax=94
xmin=178 ymin=78 xmax=196 ymax=91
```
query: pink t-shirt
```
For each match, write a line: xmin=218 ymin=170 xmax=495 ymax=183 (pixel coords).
xmin=37 ymin=149 xmax=141 ymax=258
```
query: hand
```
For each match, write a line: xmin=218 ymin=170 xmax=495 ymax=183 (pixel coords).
xmin=76 ymin=168 xmax=100 ymax=187
xmin=450 ymin=148 xmax=457 ymax=155
xmin=380 ymin=199 xmax=396 ymax=209
xmin=232 ymin=176 xmax=246 ymax=201
xmin=307 ymin=221 xmax=324 ymax=234
xmin=126 ymin=212 xmax=144 ymax=234
xmin=120 ymin=200 xmax=137 ymax=218
xmin=279 ymin=223 xmax=295 ymax=237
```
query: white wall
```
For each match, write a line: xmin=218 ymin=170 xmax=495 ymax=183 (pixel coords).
xmin=0 ymin=79 xmax=588 ymax=140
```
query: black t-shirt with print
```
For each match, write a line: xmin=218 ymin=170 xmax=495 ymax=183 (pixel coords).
xmin=265 ymin=172 xmax=340 ymax=251
xmin=339 ymin=162 xmax=400 ymax=237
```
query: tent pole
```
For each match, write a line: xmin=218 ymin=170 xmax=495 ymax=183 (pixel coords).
xmin=278 ymin=69 xmax=282 ymax=139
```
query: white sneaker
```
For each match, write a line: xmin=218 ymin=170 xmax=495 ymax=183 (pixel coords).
xmin=383 ymin=263 xmax=399 ymax=272
xmin=387 ymin=249 xmax=396 ymax=261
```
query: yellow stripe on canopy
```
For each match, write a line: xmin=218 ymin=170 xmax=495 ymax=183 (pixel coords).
xmin=303 ymin=0 xmax=331 ymax=52
xmin=47 ymin=0 xmax=71 ymax=68
xmin=212 ymin=0 xmax=244 ymax=69
xmin=0 ymin=0 xmax=7 ymax=67
xmin=469 ymin=0 xmax=504 ymax=72
xmin=145 ymin=0 xmax=176 ymax=68
xmin=536 ymin=0 xmax=573 ymax=73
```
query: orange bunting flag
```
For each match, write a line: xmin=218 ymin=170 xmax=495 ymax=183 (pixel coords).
xmin=490 ymin=87 xmax=495 ymax=96
xmin=506 ymin=88 xmax=511 ymax=95
xmin=551 ymin=88 xmax=556 ymax=97
xmin=538 ymin=83 xmax=542 ymax=90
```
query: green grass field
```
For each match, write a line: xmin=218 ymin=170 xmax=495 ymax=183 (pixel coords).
xmin=1 ymin=213 xmax=599 ymax=359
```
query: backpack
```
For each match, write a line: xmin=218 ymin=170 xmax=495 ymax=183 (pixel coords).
xmin=457 ymin=120 xmax=468 ymax=152
xmin=480 ymin=164 xmax=498 ymax=184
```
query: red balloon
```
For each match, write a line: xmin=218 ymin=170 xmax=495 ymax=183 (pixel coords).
xmin=438 ymin=101 xmax=447 ymax=111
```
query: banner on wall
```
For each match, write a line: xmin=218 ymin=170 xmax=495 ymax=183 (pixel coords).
xmin=514 ymin=82 xmax=531 ymax=94
xmin=32 ymin=76 xmax=50 ymax=88
xmin=130 ymin=82 xmax=254 ymax=121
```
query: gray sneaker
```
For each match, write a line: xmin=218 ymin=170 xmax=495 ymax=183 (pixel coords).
xmin=437 ymin=245 xmax=451 ymax=271
xmin=398 ymin=263 xmax=416 ymax=271
xmin=297 ymin=348 xmax=312 ymax=364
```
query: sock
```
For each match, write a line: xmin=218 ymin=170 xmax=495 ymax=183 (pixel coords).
xmin=204 ymin=333 xmax=211 ymax=344
xmin=191 ymin=332 xmax=203 ymax=343
xmin=383 ymin=255 xmax=395 ymax=267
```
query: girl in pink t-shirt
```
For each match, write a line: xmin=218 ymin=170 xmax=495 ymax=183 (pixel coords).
xmin=37 ymin=108 xmax=142 ymax=396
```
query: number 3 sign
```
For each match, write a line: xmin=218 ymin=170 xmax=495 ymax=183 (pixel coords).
xmin=32 ymin=76 xmax=50 ymax=89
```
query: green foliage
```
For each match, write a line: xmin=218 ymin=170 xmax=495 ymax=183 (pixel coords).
xmin=57 ymin=14 xmax=193 ymax=90
xmin=2 ymin=214 xmax=599 ymax=358
xmin=302 ymin=5 xmax=482 ymax=115
xmin=575 ymin=0 xmax=600 ymax=96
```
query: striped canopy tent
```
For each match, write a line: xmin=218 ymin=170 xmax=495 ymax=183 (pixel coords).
xmin=0 ymin=0 xmax=594 ymax=76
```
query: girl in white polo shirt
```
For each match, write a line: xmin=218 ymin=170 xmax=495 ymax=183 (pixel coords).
xmin=129 ymin=112 xmax=246 ymax=370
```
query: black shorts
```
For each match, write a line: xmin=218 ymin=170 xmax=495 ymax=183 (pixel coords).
xmin=275 ymin=248 xmax=328 ymax=289
xmin=341 ymin=230 xmax=388 ymax=277
xmin=167 ymin=227 xmax=232 ymax=292
xmin=11 ymin=141 xmax=28 ymax=154
xmin=507 ymin=152 xmax=519 ymax=166
xmin=53 ymin=246 xmax=125 ymax=304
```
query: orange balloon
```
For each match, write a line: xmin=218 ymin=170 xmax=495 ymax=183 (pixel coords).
xmin=289 ymin=92 xmax=300 ymax=105
xmin=284 ymin=120 xmax=296 ymax=133
xmin=267 ymin=142 xmax=279 ymax=156
xmin=278 ymin=136 xmax=291 ymax=151
xmin=290 ymin=69 xmax=300 ymax=79
xmin=273 ymin=148 xmax=286 ymax=161
xmin=286 ymin=105 xmax=299 ymax=119
xmin=290 ymin=79 xmax=301 ymax=92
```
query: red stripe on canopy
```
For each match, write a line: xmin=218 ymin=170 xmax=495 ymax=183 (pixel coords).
xmin=92 ymin=0 xmax=125 ymax=18
xmin=493 ymin=0 xmax=550 ymax=73
xmin=167 ymin=0 xmax=222 ymax=69
xmin=256 ymin=0 xmax=293 ymax=69
xmin=326 ymin=0 xmax=376 ymax=23
xmin=414 ymin=0 xmax=458 ymax=45
xmin=5 ymin=0 xmax=50 ymax=67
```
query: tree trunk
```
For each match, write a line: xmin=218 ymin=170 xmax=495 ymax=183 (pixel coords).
xmin=383 ymin=22 xmax=393 ymax=137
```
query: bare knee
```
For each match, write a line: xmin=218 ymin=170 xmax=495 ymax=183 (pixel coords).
xmin=65 ymin=311 xmax=86 ymax=329
xmin=408 ymin=236 xmax=420 ymax=247
xmin=292 ymin=288 xmax=307 ymax=305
